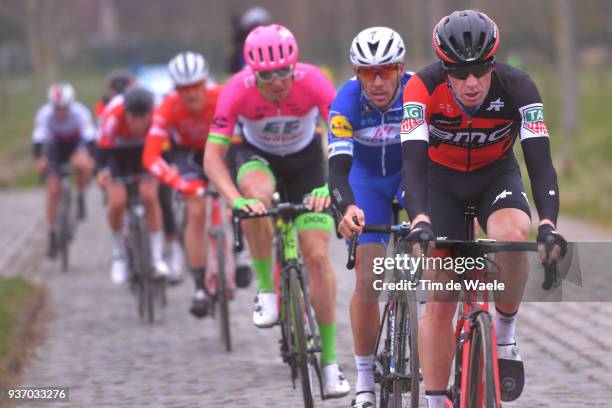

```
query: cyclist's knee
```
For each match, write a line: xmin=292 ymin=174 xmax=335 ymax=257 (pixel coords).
xmin=302 ymin=246 xmax=330 ymax=274
xmin=423 ymin=301 xmax=456 ymax=322
xmin=185 ymin=197 xmax=205 ymax=224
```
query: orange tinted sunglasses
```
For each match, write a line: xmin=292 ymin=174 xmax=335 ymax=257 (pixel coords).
xmin=176 ymin=81 xmax=206 ymax=92
xmin=357 ymin=64 xmax=400 ymax=82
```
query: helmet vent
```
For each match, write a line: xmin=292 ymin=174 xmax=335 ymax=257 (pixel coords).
xmin=368 ymin=40 xmax=379 ymax=56
xmin=268 ymin=46 xmax=274 ymax=62
xmin=382 ymin=39 xmax=393 ymax=58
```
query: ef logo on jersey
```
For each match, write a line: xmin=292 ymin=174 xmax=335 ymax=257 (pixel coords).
xmin=329 ymin=115 xmax=353 ymax=138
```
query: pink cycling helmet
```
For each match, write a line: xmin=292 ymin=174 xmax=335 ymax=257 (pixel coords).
xmin=243 ymin=24 xmax=299 ymax=71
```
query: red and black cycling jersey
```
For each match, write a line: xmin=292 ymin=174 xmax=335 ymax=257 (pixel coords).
xmin=400 ymin=61 xmax=559 ymax=224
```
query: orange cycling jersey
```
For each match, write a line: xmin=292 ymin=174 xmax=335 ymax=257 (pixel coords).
xmin=97 ymin=95 xmax=146 ymax=149
xmin=142 ymin=86 xmax=221 ymax=187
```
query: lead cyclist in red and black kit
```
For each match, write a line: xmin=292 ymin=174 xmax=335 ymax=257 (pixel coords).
xmin=400 ymin=10 xmax=568 ymax=407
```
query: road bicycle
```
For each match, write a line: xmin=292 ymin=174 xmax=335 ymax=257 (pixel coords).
xmin=122 ymin=176 xmax=166 ymax=324
xmin=346 ymin=218 xmax=421 ymax=408
xmin=201 ymin=185 xmax=236 ymax=352
xmin=55 ymin=164 xmax=79 ymax=272
xmin=233 ymin=200 xmax=325 ymax=408
xmin=431 ymin=206 xmax=556 ymax=407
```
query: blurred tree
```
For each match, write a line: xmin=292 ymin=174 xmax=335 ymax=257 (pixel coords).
xmin=554 ymin=0 xmax=578 ymax=174
xmin=0 ymin=0 xmax=78 ymax=103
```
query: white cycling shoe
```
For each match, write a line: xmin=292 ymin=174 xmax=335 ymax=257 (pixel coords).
xmin=153 ymin=258 xmax=171 ymax=279
xmin=351 ymin=391 xmax=375 ymax=408
xmin=322 ymin=363 xmax=350 ymax=398
xmin=253 ymin=292 xmax=278 ymax=328
xmin=110 ymin=256 xmax=128 ymax=285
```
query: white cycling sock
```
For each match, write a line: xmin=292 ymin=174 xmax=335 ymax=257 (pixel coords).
xmin=112 ymin=231 xmax=125 ymax=257
xmin=425 ymin=393 xmax=447 ymax=407
xmin=355 ymin=354 xmax=375 ymax=393
xmin=495 ymin=308 xmax=517 ymax=344
xmin=150 ymin=230 xmax=164 ymax=262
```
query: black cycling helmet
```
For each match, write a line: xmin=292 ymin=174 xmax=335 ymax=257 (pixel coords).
xmin=433 ymin=10 xmax=500 ymax=64
xmin=107 ymin=69 xmax=134 ymax=95
xmin=124 ymin=87 xmax=154 ymax=115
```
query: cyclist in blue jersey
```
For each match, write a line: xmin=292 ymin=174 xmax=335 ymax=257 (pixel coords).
xmin=328 ymin=27 xmax=413 ymax=408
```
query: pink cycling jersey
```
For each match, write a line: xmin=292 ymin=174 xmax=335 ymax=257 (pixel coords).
xmin=208 ymin=62 xmax=335 ymax=156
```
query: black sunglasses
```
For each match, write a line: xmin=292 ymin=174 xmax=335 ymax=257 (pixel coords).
xmin=443 ymin=60 xmax=495 ymax=80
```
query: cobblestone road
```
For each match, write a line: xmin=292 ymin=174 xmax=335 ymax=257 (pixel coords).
xmin=3 ymin=189 xmax=612 ymax=407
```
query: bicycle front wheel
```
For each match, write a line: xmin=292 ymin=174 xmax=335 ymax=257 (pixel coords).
xmin=289 ymin=267 xmax=314 ymax=408
xmin=215 ymin=230 xmax=232 ymax=352
xmin=467 ymin=312 xmax=499 ymax=408
xmin=405 ymin=289 xmax=420 ymax=408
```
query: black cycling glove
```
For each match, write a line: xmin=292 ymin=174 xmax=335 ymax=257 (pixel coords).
xmin=536 ymin=224 xmax=568 ymax=259
xmin=407 ymin=221 xmax=435 ymax=242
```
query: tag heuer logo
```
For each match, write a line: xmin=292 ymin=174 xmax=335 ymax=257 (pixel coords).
xmin=524 ymin=106 xmax=544 ymax=122
xmin=403 ymin=104 xmax=423 ymax=120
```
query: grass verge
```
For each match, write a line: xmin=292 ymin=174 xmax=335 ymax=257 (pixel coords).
xmin=0 ymin=277 xmax=46 ymax=388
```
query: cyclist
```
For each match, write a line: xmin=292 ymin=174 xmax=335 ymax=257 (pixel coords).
xmin=227 ymin=6 xmax=272 ymax=74
xmin=32 ymin=83 xmax=95 ymax=257
xmin=96 ymin=87 xmax=170 ymax=284
xmin=143 ymin=51 xmax=222 ymax=316
xmin=204 ymin=24 xmax=350 ymax=397
xmin=95 ymin=70 xmax=135 ymax=121
xmin=400 ymin=10 xmax=567 ymax=407
xmin=329 ymin=27 xmax=412 ymax=408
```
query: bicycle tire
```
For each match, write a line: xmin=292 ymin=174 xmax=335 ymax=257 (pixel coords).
xmin=58 ymin=183 xmax=71 ymax=272
xmin=405 ymin=288 xmax=420 ymax=408
xmin=391 ymin=301 xmax=407 ymax=408
xmin=289 ymin=266 xmax=314 ymax=408
xmin=136 ymin=214 xmax=155 ymax=324
xmin=379 ymin=301 xmax=398 ymax=408
xmin=216 ymin=230 xmax=232 ymax=352
xmin=467 ymin=312 xmax=498 ymax=408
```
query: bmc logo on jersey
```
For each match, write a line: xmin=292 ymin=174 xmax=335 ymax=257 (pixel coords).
xmin=520 ymin=104 xmax=548 ymax=136
xmin=329 ymin=115 xmax=353 ymax=138
xmin=429 ymin=122 xmax=513 ymax=147
xmin=401 ymin=103 xmax=424 ymax=134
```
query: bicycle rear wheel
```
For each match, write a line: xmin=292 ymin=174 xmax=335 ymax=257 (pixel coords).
xmin=467 ymin=312 xmax=498 ymax=408
xmin=135 ymin=214 xmax=155 ymax=324
xmin=215 ymin=230 xmax=232 ymax=352
xmin=58 ymin=183 xmax=71 ymax=272
xmin=289 ymin=267 xmax=314 ymax=408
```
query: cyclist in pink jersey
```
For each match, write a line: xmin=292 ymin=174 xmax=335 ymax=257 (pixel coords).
xmin=204 ymin=24 xmax=350 ymax=398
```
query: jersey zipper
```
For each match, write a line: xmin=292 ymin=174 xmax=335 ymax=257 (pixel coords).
xmin=466 ymin=115 xmax=472 ymax=172
xmin=381 ymin=113 xmax=386 ymax=176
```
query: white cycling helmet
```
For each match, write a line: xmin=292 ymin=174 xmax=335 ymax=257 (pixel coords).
xmin=168 ymin=51 xmax=209 ymax=87
xmin=47 ymin=83 xmax=75 ymax=108
xmin=350 ymin=27 xmax=405 ymax=67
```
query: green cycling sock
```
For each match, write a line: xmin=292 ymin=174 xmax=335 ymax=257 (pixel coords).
xmin=253 ymin=257 xmax=274 ymax=292
xmin=319 ymin=323 xmax=337 ymax=366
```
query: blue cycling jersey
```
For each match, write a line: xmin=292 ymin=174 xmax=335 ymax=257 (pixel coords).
xmin=327 ymin=71 xmax=413 ymax=176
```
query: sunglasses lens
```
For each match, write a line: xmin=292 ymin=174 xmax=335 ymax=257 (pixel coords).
xmin=256 ymin=67 xmax=293 ymax=83
xmin=359 ymin=64 xmax=398 ymax=81
xmin=445 ymin=62 xmax=493 ymax=79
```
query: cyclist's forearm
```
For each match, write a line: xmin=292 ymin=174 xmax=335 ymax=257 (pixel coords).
xmin=203 ymin=143 xmax=242 ymax=203
xmin=328 ymin=154 xmax=355 ymax=215
xmin=401 ymin=140 xmax=429 ymax=221
xmin=522 ymin=138 xmax=559 ymax=225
